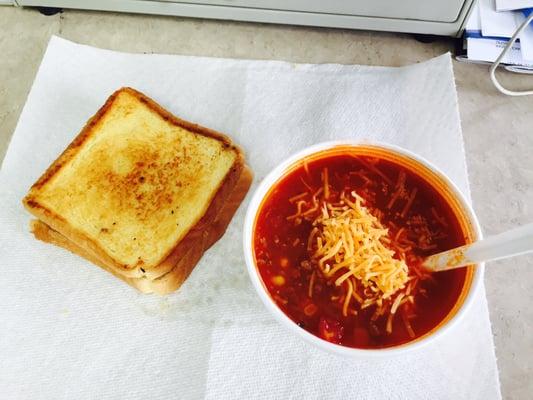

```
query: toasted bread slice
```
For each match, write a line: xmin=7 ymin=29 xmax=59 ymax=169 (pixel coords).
xmin=23 ymin=87 xmax=250 ymax=283
xmin=30 ymin=166 xmax=252 ymax=294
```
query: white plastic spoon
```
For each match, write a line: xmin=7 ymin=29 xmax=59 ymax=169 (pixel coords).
xmin=423 ymin=223 xmax=533 ymax=272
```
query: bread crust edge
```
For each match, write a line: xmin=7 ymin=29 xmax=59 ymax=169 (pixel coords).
xmin=23 ymin=87 xmax=248 ymax=278
xmin=30 ymin=165 xmax=253 ymax=294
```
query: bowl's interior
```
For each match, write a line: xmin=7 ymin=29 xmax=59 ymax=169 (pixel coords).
xmin=246 ymin=143 xmax=481 ymax=354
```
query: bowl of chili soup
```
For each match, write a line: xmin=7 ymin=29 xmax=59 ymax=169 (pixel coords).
xmin=243 ymin=141 xmax=483 ymax=357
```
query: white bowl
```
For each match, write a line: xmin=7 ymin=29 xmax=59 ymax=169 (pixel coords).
xmin=243 ymin=140 xmax=484 ymax=358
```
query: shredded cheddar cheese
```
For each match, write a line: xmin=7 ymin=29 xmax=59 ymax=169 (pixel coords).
xmin=286 ymin=166 xmax=436 ymax=337
xmin=310 ymin=191 xmax=410 ymax=320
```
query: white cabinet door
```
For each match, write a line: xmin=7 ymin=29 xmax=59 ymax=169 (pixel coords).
xmin=152 ymin=0 xmax=466 ymax=23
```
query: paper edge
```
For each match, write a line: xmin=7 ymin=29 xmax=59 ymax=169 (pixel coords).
xmin=448 ymin=55 xmax=503 ymax=399
xmin=47 ymin=35 xmax=453 ymax=72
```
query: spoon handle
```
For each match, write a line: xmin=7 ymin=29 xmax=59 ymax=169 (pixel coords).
xmin=423 ymin=223 xmax=533 ymax=272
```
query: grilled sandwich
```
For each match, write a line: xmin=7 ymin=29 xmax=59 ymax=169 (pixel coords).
xmin=23 ymin=87 xmax=251 ymax=294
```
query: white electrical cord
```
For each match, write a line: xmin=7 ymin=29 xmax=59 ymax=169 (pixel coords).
xmin=489 ymin=12 xmax=533 ymax=96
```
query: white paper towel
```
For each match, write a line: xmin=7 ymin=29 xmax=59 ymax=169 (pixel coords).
xmin=0 ymin=36 xmax=501 ymax=400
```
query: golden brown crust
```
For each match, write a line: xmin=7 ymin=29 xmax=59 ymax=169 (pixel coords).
xmin=30 ymin=219 xmax=151 ymax=292
xmin=23 ymin=87 xmax=248 ymax=279
xmin=24 ymin=198 xmax=132 ymax=272
xmin=25 ymin=87 xmax=242 ymax=193
xmin=141 ymin=162 xmax=247 ymax=279
xmin=24 ymin=156 xmax=245 ymax=279
xmin=124 ymin=87 xmax=241 ymax=154
xmin=29 ymin=165 xmax=253 ymax=294
xmin=27 ymin=93 xmax=118 ymax=192
xmin=151 ymin=166 xmax=252 ymax=293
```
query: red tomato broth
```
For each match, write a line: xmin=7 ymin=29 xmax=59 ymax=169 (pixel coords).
xmin=253 ymin=152 xmax=470 ymax=349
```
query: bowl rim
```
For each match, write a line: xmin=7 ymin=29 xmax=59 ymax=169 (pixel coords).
xmin=243 ymin=140 xmax=484 ymax=357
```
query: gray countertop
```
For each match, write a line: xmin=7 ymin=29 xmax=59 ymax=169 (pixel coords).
xmin=1 ymin=6 xmax=531 ymax=399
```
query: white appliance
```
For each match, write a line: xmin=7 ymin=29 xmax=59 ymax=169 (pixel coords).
xmin=13 ymin=0 xmax=476 ymax=37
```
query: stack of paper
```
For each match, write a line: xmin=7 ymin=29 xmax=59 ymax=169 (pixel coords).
xmin=458 ymin=0 xmax=533 ymax=71
xmin=496 ymin=0 xmax=533 ymax=11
